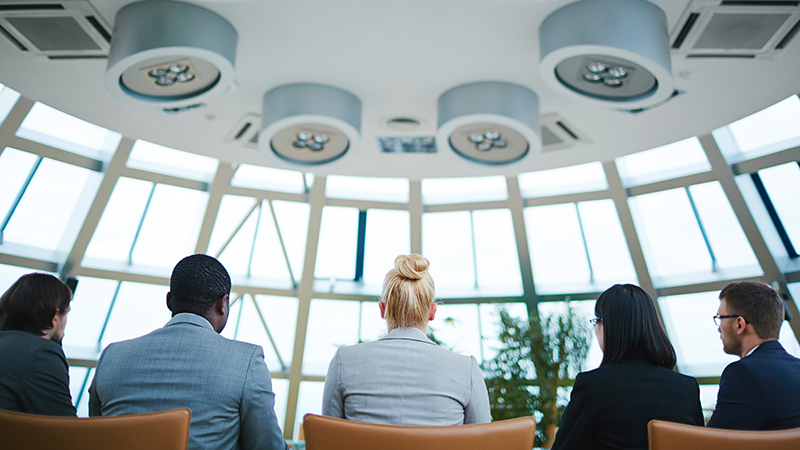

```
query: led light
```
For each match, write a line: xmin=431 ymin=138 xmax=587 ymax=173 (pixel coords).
xmin=469 ymin=133 xmax=484 ymax=143
xmin=308 ymin=142 xmax=324 ymax=151
xmin=587 ymin=62 xmax=607 ymax=73
xmin=155 ymin=77 xmax=175 ymax=86
xmin=292 ymin=140 xmax=307 ymax=148
xmin=583 ymin=72 xmax=603 ymax=82
xmin=314 ymin=134 xmax=329 ymax=143
xmin=493 ymin=139 xmax=507 ymax=148
xmin=477 ymin=141 xmax=493 ymax=151
xmin=298 ymin=131 xmax=313 ymax=140
xmin=603 ymin=77 xmax=623 ymax=87
xmin=176 ymin=72 xmax=195 ymax=83
xmin=148 ymin=68 xmax=167 ymax=78
xmin=484 ymin=131 xmax=500 ymax=140
xmin=608 ymin=67 xmax=627 ymax=78
xmin=169 ymin=63 xmax=188 ymax=73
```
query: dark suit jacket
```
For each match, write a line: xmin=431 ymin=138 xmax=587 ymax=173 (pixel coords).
xmin=0 ymin=330 xmax=76 ymax=416
xmin=707 ymin=340 xmax=800 ymax=430
xmin=552 ymin=356 xmax=703 ymax=450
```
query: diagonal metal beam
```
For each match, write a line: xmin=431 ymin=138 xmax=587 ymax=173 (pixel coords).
xmin=195 ymin=163 xmax=236 ymax=254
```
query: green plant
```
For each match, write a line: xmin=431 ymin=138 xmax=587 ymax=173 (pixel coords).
xmin=485 ymin=304 xmax=592 ymax=447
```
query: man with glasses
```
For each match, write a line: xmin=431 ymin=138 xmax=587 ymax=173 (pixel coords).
xmin=707 ymin=281 xmax=800 ymax=430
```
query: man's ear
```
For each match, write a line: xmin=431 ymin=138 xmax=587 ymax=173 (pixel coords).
xmin=217 ymin=294 xmax=229 ymax=315
xmin=166 ymin=292 xmax=173 ymax=312
xmin=735 ymin=316 xmax=748 ymax=335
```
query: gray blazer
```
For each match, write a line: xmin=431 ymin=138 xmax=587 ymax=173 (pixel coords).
xmin=89 ymin=313 xmax=287 ymax=450
xmin=321 ymin=327 xmax=491 ymax=425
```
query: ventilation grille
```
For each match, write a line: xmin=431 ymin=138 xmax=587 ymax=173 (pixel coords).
xmin=0 ymin=1 xmax=110 ymax=59
xmin=671 ymin=0 xmax=800 ymax=59
xmin=540 ymin=113 xmax=590 ymax=153
xmin=226 ymin=113 xmax=261 ymax=149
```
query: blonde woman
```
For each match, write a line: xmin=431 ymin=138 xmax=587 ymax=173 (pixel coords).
xmin=321 ymin=254 xmax=491 ymax=425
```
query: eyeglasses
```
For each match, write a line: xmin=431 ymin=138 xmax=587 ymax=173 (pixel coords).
xmin=589 ymin=317 xmax=602 ymax=326
xmin=713 ymin=314 xmax=749 ymax=326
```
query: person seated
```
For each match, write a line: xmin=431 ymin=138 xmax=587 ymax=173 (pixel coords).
xmin=321 ymin=254 xmax=491 ymax=425
xmin=0 ymin=273 xmax=76 ymax=416
xmin=551 ymin=284 xmax=703 ymax=450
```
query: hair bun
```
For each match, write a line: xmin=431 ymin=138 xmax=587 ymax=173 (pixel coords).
xmin=394 ymin=254 xmax=429 ymax=280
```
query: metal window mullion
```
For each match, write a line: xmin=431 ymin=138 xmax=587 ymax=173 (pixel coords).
xmin=247 ymin=201 xmax=264 ymax=278
xmin=214 ymin=200 xmax=261 ymax=259
xmin=73 ymin=368 xmax=93 ymax=410
xmin=476 ymin=304 xmax=485 ymax=364
xmin=684 ymin=186 xmax=718 ymax=271
xmin=127 ymin=183 xmax=157 ymax=266
xmin=574 ymin=202 xmax=595 ymax=283
xmin=96 ymin=281 xmax=123 ymax=347
xmin=251 ymin=294 xmax=287 ymax=371
xmin=0 ymin=155 xmax=42 ymax=243
xmin=267 ymin=199 xmax=297 ymax=288
xmin=354 ymin=210 xmax=367 ymax=282
xmin=469 ymin=211 xmax=479 ymax=288
xmin=751 ymin=172 xmax=799 ymax=259
xmin=232 ymin=293 xmax=246 ymax=341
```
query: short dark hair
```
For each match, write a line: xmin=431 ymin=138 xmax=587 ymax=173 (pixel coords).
xmin=720 ymin=281 xmax=783 ymax=340
xmin=596 ymin=284 xmax=676 ymax=369
xmin=0 ymin=273 xmax=72 ymax=335
xmin=169 ymin=254 xmax=231 ymax=315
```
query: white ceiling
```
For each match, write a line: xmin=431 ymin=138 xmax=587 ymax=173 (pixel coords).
xmin=1 ymin=0 xmax=799 ymax=179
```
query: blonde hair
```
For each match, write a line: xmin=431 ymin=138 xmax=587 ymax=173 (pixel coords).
xmin=381 ymin=254 xmax=435 ymax=330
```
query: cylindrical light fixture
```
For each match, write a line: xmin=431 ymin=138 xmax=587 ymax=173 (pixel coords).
xmin=436 ymin=81 xmax=541 ymax=166
xmin=539 ymin=0 xmax=673 ymax=109
xmin=105 ymin=1 xmax=237 ymax=108
xmin=260 ymin=83 xmax=362 ymax=166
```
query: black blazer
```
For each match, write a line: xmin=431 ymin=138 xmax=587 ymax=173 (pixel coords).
xmin=552 ymin=356 xmax=703 ymax=450
xmin=0 ymin=330 xmax=76 ymax=416
xmin=707 ymin=340 xmax=800 ymax=430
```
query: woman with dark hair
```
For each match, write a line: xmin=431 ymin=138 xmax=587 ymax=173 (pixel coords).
xmin=551 ymin=284 xmax=703 ymax=450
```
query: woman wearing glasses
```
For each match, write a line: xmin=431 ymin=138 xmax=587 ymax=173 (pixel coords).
xmin=551 ymin=284 xmax=703 ymax=450
xmin=321 ymin=254 xmax=491 ymax=425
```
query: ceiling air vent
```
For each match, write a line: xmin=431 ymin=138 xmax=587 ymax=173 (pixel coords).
xmin=226 ymin=113 xmax=261 ymax=150
xmin=540 ymin=113 xmax=590 ymax=153
xmin=671 ymin=0 xmax=800 ymax=59
xmin=0 ymin=1 xmax=111 ymax=60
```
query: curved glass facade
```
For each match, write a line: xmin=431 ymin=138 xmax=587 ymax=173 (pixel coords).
xmin=1 ymin=81 xmax=799 ymax=437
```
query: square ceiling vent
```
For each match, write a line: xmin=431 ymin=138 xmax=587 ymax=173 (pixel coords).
xmin=0 ymin=1 xmax=111 ymax=60
xmin=671 ymin=0 xmax=800 ymax=59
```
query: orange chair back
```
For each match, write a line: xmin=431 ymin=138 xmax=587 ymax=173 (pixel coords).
xmin=0 ymin=408 xmax=191 ymax=450
xmin=648 ymin=420 xmax=800 ymax=450
xmin=303 ymin=414 xmax=536 ymax=450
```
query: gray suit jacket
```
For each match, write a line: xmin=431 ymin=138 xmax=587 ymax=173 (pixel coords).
xmin=321 ymin=327 xmax=491 ymax=425
xmin=89 ymin=313 xmax=287 ymax=450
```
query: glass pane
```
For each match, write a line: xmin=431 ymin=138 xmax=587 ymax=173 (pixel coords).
xmin=101 ymin=281 xmax=172 ymax=348
xmin=272 ymin=378 xmax=289 ymax=434
xmin=659 ymin=291 xmax=739 ymax=377
xmin=629 ymin=188 xmax=712 ymax=283
xmin=688 ymin=182 xmax=761 ymax=273
xmin=231 ymin=164 xmax=307 ymax=193
xmin=127 ymin=140 xmax=218 ymax=182
xmin=218 ymin=207 xmax=258 ymax=279
xmin=472 ymin=209 xmax=522 ymax=292
xmin=130 ymin=184 xmax=208 ymax=269
xmin=17 ymin=102 xmax=121 ymax=160
xmin=421 ymin=176 xmax=508 ymax=205
xmin=62 ymin=277 xmax=118 ymax=349
xmin=615 ymin=137 xmax=710 ymax=187
xmin=315 ymin=206 xmax=358 ymax=281
xmin=538 ymin=300 xmax=602 ymax=373
xmin=362 ymin=209 xmax=410 ymax=287
xmin=432 ymin=304 xmax=481 ymax=358
xmin=68 ymin=366 xmax=93 ymax=417
xmin=326 ymin=175 xmax=409 ymax=203
xmin=479 ymin=302 xmax=529 ymax=364
xmin=220 ymin=293 xmax=243 ymax=341
xmin=789 ymin=282 xmax=800 ymax=308
xmin=3 ymin=158 xmax=99 ymax=251
xmin=727 ymin=95 xmax=800 ymax=154
xmin=518 ymin=162 xmax=608 ymax=198
xmin=303 ymin=299 xmax=360 ymax=375
xmin=84 ymin=178 xmax=152 ymax=263
xmin=295 ymin=381 xmax=325 ymax=440
xmin=231 ymin=294 xmax=298 ymax=372
xmin=0 ymin=148 xmax=38 ymax=221
xmin=421 ymin=211 xmax=475 ymax=290
xmin=759 ymin=162 xmax=800 ymax=248
xmin=524 ymin=204 xmax=591 ymax=293
xmin=207 ymin=195 xmax=258 ymax=257
xmin=578 ymin=200 xmax=638 ymax=287
xmin=699 ymin=384 xmax=719 ymax=413
xmin=359 ymin=300 xmax=387 ymax=343
xmin=272 ymin=201 xmax=310 ymax=283
xmin=249 ymin=201 xmax=293 ymax=285
xmin=0 ymin=83 xmax=21 ymax=127
xmin=0 ymin=264 xmax=55 ymax=295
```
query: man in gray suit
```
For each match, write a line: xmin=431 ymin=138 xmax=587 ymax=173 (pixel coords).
xmin=89 ymin=254 xmax=287 ymax=450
